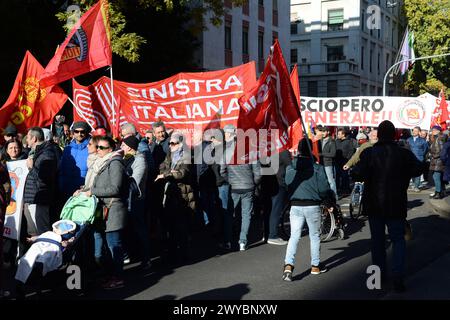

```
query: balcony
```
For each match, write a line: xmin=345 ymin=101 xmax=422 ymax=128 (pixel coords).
xmin=297 ymin=60 xmax=359 ymax=75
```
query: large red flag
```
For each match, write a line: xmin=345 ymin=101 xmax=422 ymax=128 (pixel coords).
xmin=72 ymin=79 xmax=111 ymax=131
xmin=40 ymin=0 xmax=112 ymax=87
xmin=0 ymin=51 xmax=68 ymax=138
xmin=439 ymin=89 xmax=449 ymax=130
xmin=238 ymin=40 xmax=300 ymax=160
xmin=288 ymin=64 xmax=303 ymax=153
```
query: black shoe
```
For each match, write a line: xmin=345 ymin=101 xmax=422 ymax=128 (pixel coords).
xmin=433 ymin=193 xmax=443 ymax=199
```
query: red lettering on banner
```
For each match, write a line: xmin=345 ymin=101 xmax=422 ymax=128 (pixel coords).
xmin=317 ymin=112 xmax=327 ymax=124
xmin=372 ymin=112 xmax=380 ymax=124
xmin=351 ymin=112 xmax=362 ymax=123
xmin=330 ymin=111 xmax=337 ymax=124
xmin=341 ymin=111 xmax=350 ymax=124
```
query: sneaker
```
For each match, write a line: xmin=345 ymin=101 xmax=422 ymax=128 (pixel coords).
xmin=0 ymin=289 xmax=11 ymax=299
xmin=239 ymin=243 xmax=247 ymax=251
xmin=123 ymin=258 xmax=131 ymax=264
xmin=429 ymin=192 xmax=436 ymax=198
xmin=282 ymin=264 xmax=294 ymax=282
xmin=219 ymin=242 xmax=232 ymax=250
xmin=267 ymin=238 xmax=288 ymax=245
xmin=412 ymin=187 xmax=421 ymax=193
xmin=311 ymin=264 xmax=328 ymax=275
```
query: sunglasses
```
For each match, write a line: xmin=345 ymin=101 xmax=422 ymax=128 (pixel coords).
xmin=96 ymin=145 xmax=110 ymax=150
xmin=74 ymin=130 xmax=86 ymax=134
xmin=169 ymin=142 xmax=179 ymax=146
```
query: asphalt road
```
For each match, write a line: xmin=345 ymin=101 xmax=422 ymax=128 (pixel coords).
xmin=10 ymin=188 xmax=450 ymax=300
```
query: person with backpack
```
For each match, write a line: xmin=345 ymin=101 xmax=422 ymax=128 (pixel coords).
xmin=282 ymin=138 xmax=333 ymax=281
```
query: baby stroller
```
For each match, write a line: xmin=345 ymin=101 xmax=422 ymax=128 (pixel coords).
xmin=15 ymin=194 xmax=98 ymax=298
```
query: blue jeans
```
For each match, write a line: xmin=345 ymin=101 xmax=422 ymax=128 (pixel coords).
xmin=284 ymin=205 xmax=321 ymax=267
xmin=231 ymin=191 xmax=254 ymax=245
xmin=368 ymin=216 xmax=405 ymax=278
xmin=412 ymin=176 xmax=421 ymax=189
xmin=105 ymin=230 xmax=124 ymax=278
xmin=432 ymin=171 xmax=443 ymax=193
xmin=269 ymin=187 xmax=288 ymax=239
xmin=218 ymin=184 xmax=232 ymax=243
xmin=324 ymin=166 xmax=338 ymax=200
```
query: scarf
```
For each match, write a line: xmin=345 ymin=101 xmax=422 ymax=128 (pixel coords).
xmin=83 ymin=153 xmax=99 ymax=190
xmin=171 ymin=147 xmax=184 ymax=169
xmin=84 ymin=150 xmax=122 ymax=190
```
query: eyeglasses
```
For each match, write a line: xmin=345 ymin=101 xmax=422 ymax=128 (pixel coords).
xmin=96 ymin=145 xmax=110 ymax=150
xmin=169 ymin=142 xmax=179 ymax=146
xmin=74 ymin=130 xmax=86 ymax=134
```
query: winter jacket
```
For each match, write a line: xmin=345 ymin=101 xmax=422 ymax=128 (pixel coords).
xmin=406 ymin=136 xmax=429 ymax=162
xmin=23 ymin=141 xmax=58 ymax=205
xmin=429 ymin=135 xmax=446 ymax=172
xmin=285 ymin=157 xmax=332 ymax=206
xmin=159 ymin=150 xmax=196 ymax=213
xmin=320 ymin=137 xmax=336 ymax=167
xmin=345 ymin=141 xmax=375 ymax=168
xmin=440 ymin=140 xmax=450 ymax=181
xmin=152 ymin=138 xmax=170 ymax=172
xmin=335 ymin=137 xmax=357 ymax=165
xmin=91 ymin=155 xmax=127 ymax=232
xmin=220 ymin=161 xmax=262 ymax=193
xmin=352 ymin=141 xmax=422 ymax=219
xmin=124 ymin=152 xmax=148 ymax=199
xmin=59 ymin=138 xmax=90 ymax=197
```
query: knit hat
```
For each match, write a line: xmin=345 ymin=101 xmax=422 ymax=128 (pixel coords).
xmin=4 ymin=125 xmax=17 ymax=136
xmin=72 ymin=121 xmax=91 ymax=133
xmin=122 ymin=135 xmax=139 ymax=150
xmin=431 ymin=125 xmax=442 ymax=132
xmin=223 ymin=124 xmax=236 ymax=134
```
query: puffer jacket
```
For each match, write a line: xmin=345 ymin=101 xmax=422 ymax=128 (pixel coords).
xmin=429 ymin=135 xmax=446 ymax=172
xmin=23 ymin=141 xmax=58 ymax=205
xmin=159 ymin=150 xmax=196 ymax=213
xmin=59 ymin=138 xmax=90 ymax=197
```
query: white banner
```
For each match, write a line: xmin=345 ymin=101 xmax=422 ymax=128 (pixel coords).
xmin=3 ymin=160 xmax=28 ymax=240
xmin=300 ymin=96 xmax=435 ymax=129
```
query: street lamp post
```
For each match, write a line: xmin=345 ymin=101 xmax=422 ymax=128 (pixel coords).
xmin=383 ymin=52 xmax=450 ymax=96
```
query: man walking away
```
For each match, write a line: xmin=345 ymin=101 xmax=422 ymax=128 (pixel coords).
xmin=352 ymin=120 xmax=422 ymax=293
xmin=406 ymin=126 xmax=428 ymax=192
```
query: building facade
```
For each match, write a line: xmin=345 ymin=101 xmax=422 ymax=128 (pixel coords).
xmin=291 ymin=0 xmax=405 ymax=97
xmin=195 ymin=0 xmax=291 ymax=73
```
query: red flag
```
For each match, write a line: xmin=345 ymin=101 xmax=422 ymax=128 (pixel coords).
xmin=238 ymin=40 xmax=300 ymax=160
xmin=0 ymin=51 xmax=68 ymax=138
xmin=439 ymin=89 xmax=449 ymax=130
xmin=40 ymin=0 xmax=112 ymax=87
xmin=72 ymin=79 xmax=110 ymax=131
xmin=288 ymin=64 xmax=303 ymax=153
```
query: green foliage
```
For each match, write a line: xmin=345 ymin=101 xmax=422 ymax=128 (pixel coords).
xmin=57 ymin=0 xmax=246 ymax=63
xmin=403 ymin=0 xmax=450 ymax=95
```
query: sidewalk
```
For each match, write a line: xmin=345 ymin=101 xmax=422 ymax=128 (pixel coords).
xmin=383 ymin=250 xmax=450 ymax=300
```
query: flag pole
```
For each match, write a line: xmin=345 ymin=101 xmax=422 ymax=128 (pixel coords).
xmin=67 ymin=96 xmax=95 ymax=131
xmin=109 ymin=65 xmax=119 ymax=138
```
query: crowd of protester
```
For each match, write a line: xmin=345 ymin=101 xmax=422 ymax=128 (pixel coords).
xmin=0 ymin=117 xmax=449 ymax=297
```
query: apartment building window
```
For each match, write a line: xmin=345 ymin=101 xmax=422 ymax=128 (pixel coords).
xmin=361 ymin=46 xmax=365 ymax=70
xmin=258 ymin=30 xmax=264 ymax=72
xmin=386 ymin=53 xmax=390 ymax=72
xmin=259 ymin=0 xmax=264 ymax=21
xmin=272 ymin=31 xmax=278 ymax=44
xmin=242 ymin=28 xmax=249 ymax=55
xmin=327 ymin=45 xmax=343 ymax=72
xmin=370 ymin=49 xmax=373 ymax=72
xmin=327 ymin=80 xmax=338 ymax=97
xmin=308 ymin=81 xmax=318 ymax=97
xmin=272 ymin=0 xmax=278 ymax=26
xmin=328 ymin=9 xmax=344 ymax=31
xmin=377 ymin=53 xmax=380 ymax=75
xmin=291 ymin=49 xmax=298 ymax=64
xmin=291 ymin=23 xmax=297 ymax=34
xmin=225 ymin=23 xmax=232 ymax=66
xmin=361 ymin=10 xmax=365 ymax=31
xmin=242 ymin=1 xmax=249 ymax=15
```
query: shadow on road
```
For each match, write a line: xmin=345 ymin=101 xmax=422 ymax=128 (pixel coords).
xmin=180 ymin=283 xmax=250 ymax=300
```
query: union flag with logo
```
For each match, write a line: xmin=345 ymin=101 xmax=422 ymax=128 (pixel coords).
xmin=0 ymin=51 xmax=68 ymax=138
xmin=40 ymin=0 xmax=112 ymax=87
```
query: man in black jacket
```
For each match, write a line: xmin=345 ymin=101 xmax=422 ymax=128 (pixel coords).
xmin=23 ymin=127 xmax=58 ymax=238
xmin=316 ymin=125 xmax=337 ymax=201
xmin=335 ymin=128 xmax=356 ymax=196
xmin=352 ymin=120 xmax=422 ymax=293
